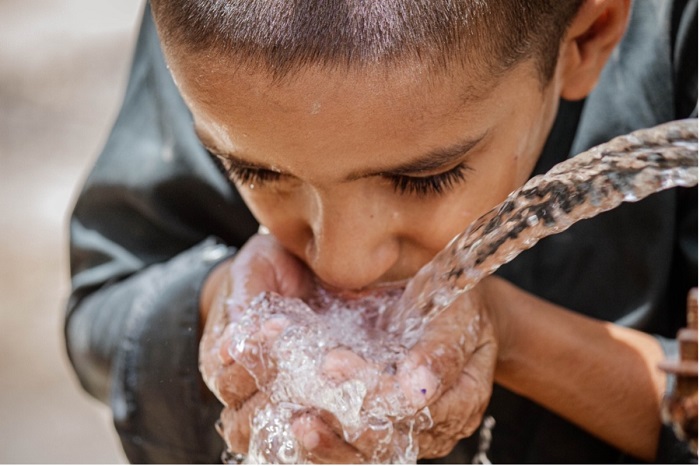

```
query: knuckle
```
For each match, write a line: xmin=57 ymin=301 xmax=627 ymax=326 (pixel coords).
xmin=419 ymin=436 xmax=459 ymax=459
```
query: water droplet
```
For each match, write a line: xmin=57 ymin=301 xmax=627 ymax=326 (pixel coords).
xmin=239 ymin=120 xmax=698 ymax=464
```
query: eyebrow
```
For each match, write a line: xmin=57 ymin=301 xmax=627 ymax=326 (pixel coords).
xmin=205 ymin=146 xmax=277 ymax=172
xmin=347 ymin=131 xmax=488 ymax=180
xmin=199 ymin=130 xmax=488 ymax=180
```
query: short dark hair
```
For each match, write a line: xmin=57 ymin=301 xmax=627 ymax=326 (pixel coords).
xmin=151 ymin=0 xmax=584 ymax=84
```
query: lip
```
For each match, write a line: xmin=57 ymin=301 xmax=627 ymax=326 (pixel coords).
xmin=314 ymin=277 xmax=409 ymax=297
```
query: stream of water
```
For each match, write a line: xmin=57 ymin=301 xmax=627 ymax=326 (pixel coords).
xmin=228 ymin=119 xmax=698 ymax=463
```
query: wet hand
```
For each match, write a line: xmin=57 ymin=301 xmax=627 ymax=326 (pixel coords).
xmin=399 ymin=280 xmax=498 ymax=458
xmin=292 ymin=279 xmax=498 ymax=461
xmin=198 ymin=233 xmax=314 ymax=456
xmin=200 ymin=233 xmax=498 ymax=462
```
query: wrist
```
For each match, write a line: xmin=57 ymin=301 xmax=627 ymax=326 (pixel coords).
xmin=481 ymin=276 xmax=554 ymax=394
xmin=479 ymin=275 xmax=517 ymax=367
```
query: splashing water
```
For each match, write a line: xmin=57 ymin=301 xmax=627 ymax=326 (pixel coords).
xmin=228 ymin=119 xmax=698 ymax=464
xmin=388 ymin=119 xmax=699 ymax=342
xmin=231 ymin=286 xmax=429 ymax=464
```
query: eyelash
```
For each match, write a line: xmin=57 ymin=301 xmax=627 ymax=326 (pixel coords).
xmin=389 ymin=162 xmax=472 ymax=197
xmin=212 ymin=152 xmax=471 ymax=197
xmin=227 ymin=166 xmax=282 ymax=185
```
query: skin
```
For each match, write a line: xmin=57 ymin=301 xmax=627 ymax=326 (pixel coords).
xmin=163 ymin=0 xmax=668 ymax=462
xmin=193 ymin=59 xmax=553 ymax=289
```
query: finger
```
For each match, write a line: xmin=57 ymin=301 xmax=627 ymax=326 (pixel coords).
xmin=418 ymin=334 xmax=497 ymax=458
xmin=213 ymin=361 xmax=258 ymax=408
xmin=418 ymin=432 xmax=462 ymax=460
xmin=320 ymin=408 xmax=413 ymax=463
xmin=321 ymin=347 xmax=372 ymax=382
xmin=219 ymin=390 xmax=269 ymax=454
xmin=200 ymin=295 xmax=238 ymax=387
xmin=291 ymin=413 xmax=365 ymax=464
xmin=320 ymin=348 xmax=427 ymax=461
xmin=232 ymin=234 xmax=315 ymax=302
xmin=229 ymin=311 xmax=290 ymax=387
xmin=397 ymin=332 xmax=464 ymax=409
xmin=397 ymin=294 xmax=483 ymax=408
xmin=205 ymin=322 xmax=261 ymax=407
xmin=419 ymin=369 xmax=488 ymax=447
xmin=417 ymin=376 xmax=487 ymax=458
xmin=200 ymin=323 xmax=259 ymax=406
xmin=317 ymin=349 xmax=397 ymax=459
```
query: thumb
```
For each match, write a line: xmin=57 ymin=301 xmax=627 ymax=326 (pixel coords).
xmin=228 ymin=234 xmax=314 ymax=310
xmin=395 ymin=292 xmax=483 ymax=409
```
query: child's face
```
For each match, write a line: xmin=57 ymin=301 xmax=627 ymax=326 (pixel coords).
xmin=170 ymin=52 xmax=563 ymax=291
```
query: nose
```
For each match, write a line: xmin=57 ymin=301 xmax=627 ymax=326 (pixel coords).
xmin=305 ymin=190 xmax=400 ymax=291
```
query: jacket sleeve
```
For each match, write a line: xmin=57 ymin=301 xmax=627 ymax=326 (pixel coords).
xmin=64 ymin=4 xmax=258 ymax=462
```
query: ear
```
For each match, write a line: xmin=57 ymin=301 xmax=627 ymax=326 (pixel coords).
xmin=558 ymin=0 xmax=631 ymax=101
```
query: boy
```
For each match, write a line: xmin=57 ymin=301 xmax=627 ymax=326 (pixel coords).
xmin=66 ymin=0 xmax=697 ymax=462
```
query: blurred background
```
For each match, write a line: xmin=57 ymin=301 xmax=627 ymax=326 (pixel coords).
xmin=0 ymin=1 xmax=145 ymax=462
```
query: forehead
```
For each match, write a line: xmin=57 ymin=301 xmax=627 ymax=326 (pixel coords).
xmin=166 ymin=44 xmax=544 ymax=178
xmin=168 ymin=43 xmax=500 ymax=117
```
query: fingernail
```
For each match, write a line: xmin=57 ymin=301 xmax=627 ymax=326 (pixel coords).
xmin=261 ymin=316 xmax=289 ymax=339
xmin=302 ymin=430 xmax=320 ymax=450
xmin=321 ymin=348 xmax=366 ymax=382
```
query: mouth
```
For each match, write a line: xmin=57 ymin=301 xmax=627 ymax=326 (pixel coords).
xmin=314 ymin=277 xmax=409 ymax=298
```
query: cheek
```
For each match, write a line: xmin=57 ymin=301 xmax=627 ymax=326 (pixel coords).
xmin=509 ymin=92 xmax=559 ymax=182
xmin=393 ymin=187 xmax=503 ymax=261
xmin=238 ymin=189 xmax=311 ymax=253
xmin=454 ymin=156 xmax=522 ymax=216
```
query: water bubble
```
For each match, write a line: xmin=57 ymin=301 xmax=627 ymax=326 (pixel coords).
xmin=237 ymin=120 xmax=697 ymax=464
xmin=623 ymin=191 xmax=640 ymax=202
xmin=431 ymin=290 xmax=453 ymax=308
xmin=276 ymin=442 xmax=297 ymax=463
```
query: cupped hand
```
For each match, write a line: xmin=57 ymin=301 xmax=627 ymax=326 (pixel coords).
xmin=199 ymin=233 xmax=315 ymax=455
xmin=288 ymin=278 xmax=499 ymax=462
xmin=200 ymin=233 xmax=499 ymax=463
xmin=400 ymin=280 xmax=498 ymax=458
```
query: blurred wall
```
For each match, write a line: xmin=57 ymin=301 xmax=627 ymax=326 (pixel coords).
xmin=0 ymin=1 xmax=145 ymax=462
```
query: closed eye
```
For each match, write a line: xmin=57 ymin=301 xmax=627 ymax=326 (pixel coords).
xmin=207 ymin=150 xmax=283 ymax=186
xmin=386 ymin=162 xmax=473 ymax=197
xmin=207 ymin=148 xmax=472 ymax=196
xmin=225 ymin=165 xmax=282 ymax=185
